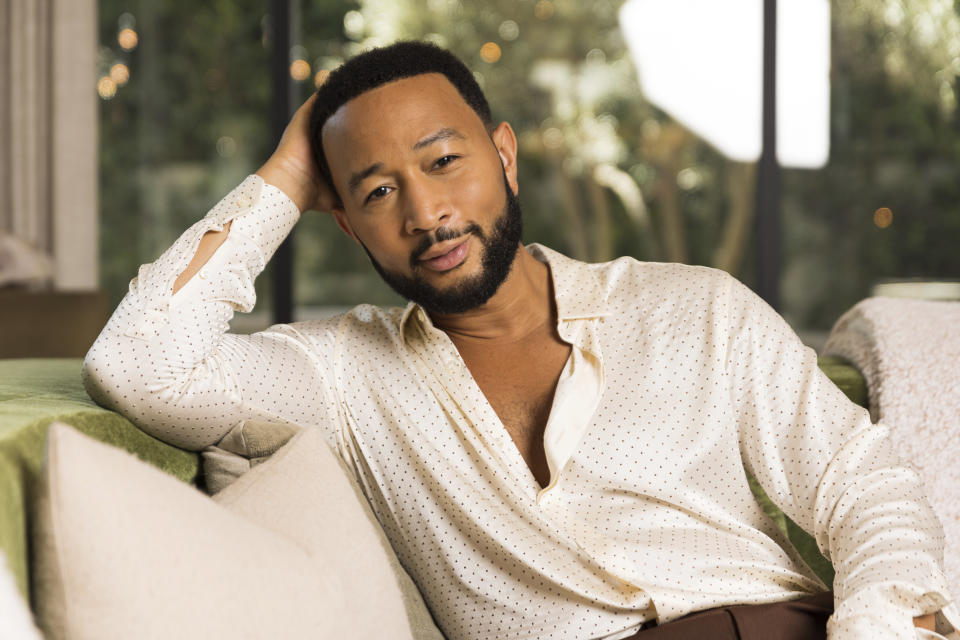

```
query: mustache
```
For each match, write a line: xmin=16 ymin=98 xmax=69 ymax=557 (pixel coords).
xmin=409 ymin=223 xmax=484 ymax=267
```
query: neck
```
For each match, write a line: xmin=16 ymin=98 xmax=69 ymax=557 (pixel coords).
xmin=429 ymin=245 xmax=554 ymax=342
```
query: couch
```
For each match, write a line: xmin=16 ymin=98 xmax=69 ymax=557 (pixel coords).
xmin=0 ymin=356 xmax=867 ymax=637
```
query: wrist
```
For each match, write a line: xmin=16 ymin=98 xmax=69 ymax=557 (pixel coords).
xmin=255 ymin=159 xmax=314 ymax=213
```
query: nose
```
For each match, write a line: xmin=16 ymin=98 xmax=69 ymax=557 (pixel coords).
xmin=402 ymin=178 xmax=451 ymax=235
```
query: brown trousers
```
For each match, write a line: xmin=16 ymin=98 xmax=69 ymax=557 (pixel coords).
xmin=625 ymin=592 xmax=834 ymax=640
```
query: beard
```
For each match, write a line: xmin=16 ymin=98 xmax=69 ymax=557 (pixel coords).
xmin=360 ymin=172 xmax=523 ymax=315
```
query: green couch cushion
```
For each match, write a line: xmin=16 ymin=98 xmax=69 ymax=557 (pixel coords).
xmin=817 ymin=356 xmax=869 ymax=408
xmin=0 ymin=358 xmax=200 ymax=604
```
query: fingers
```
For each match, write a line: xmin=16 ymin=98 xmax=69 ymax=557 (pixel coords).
xmin=293 ymin=93 xmax=319 ymax=124
xmin=312 ymin=179 xmax=340 ymax=214
xmin=298 ymin=93 xmax=338 ymax=212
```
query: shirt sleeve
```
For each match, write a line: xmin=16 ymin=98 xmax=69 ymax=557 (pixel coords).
xmin=82 ymin=175 xmax=340 ymax=451
xmin=723 ymin=274 xmax=959 ymax=639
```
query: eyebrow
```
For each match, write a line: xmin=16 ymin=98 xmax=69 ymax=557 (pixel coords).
xmin=347 ymin=163 xmax=384 ymax=196
xmin=412 ymin=127 xmax=465 ymax=151
xmin=347 ymin=127 xmax=467 ymax=197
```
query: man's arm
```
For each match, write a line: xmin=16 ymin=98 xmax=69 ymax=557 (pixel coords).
xmin=172 ymin=93 xmax=333 ymax=296
xmin=723 ymin=275 xmax=957 ymax=638
xmin=84 ymin=94 xmax=341 ymax=451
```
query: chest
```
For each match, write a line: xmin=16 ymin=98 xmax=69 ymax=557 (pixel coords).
xmin=465 ymin=335 xmax=568 ymax=410
xmin=452 ymin=332 xmax=572 ymax=485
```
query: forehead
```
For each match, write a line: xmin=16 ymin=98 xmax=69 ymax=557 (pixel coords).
xmin=321 ymin=73 xmax=486 ymax=170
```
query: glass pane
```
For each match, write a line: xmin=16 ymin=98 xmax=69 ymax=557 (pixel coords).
xmin=293 ymin=0 xmax=671 ymax=318
xmin=292 ymin=0 xmax=960 ymax=349
xmin=101 ymin=1 xmax=960 ymax=344
xmin=780 ymin=1 xmax=960 ymax=346
xmin=98 ymin=0 xmax=274 ymax=332
xmin=293 ymin=0 xmax=406 ymax=322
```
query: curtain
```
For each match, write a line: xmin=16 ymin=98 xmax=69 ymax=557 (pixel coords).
xmin=0 ymin=0 xmax=98 ymax=290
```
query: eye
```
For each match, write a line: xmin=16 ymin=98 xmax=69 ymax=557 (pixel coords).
xmin=365 ymin=185 xmax=392 ymax=204
xmin=434 ymin=155 xmax=459 ymax=169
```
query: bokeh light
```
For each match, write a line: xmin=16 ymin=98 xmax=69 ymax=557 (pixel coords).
xmin=542 ymin=127 xmax=564 ymax=149
xmin=290 ymin=59 xmax=311 ymax=81
xmin=480 ymin=42 xmax=502 ymax=63
xmin=498 ymin=20 xmax=520 ymax=41
xmin=534 ymin=0 xmax=554 ymax=20
xmin=586 ymin=48 xmax=606 ymax=65
xmin=216 ymin=136 xmax=237 ymax=158
xmin=109 ymin=63 xmax=130 ymax=86
xmin=97 ymin=77 xmax=117 ymax=100
xmin=343 ymin=10 xmax=365 ymax=40
xmin=314 ymin=69 xmax=331 ymax=87
xmin=873 ymin=207 xmax=893 ymax=228
xmin=118 ymin=28 xmax=138 ymax=51
xmin=677 ymin=167 xmax=702 ymax=190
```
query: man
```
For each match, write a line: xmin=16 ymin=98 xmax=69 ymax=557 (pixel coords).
xmin=84 ymin=41 xmax=956 ymax=639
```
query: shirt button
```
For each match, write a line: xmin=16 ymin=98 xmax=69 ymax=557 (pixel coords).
xmin=198 ymin=269 xmax=208 ymax=280
xmin=236 ymin=196 xmax=252 ymax=208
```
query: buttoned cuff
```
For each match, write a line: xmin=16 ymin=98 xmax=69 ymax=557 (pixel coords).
xmin=125 ymin=175 xmax=299 ymax=339
xmin=203 ymin=174 xmax=300 ymax=260
xmin=933 ymin=603 xmax=960 ymax=639
xmin=828 ymin=582 xmax=959 ymax=639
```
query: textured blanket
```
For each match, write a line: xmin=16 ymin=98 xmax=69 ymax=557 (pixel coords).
xmin=824 ymin=296 xmax=960 ymax=598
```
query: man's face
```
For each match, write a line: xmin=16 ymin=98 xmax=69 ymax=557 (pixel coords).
xmin=321 ymin=73 xmax=522 ymax=315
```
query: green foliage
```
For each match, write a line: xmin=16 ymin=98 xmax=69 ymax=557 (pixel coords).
xmin=348 ymin=0 xmax=686 ymax=264
xmin=98 ymin=0 xmax=960 ymax=333
xmin=99 ymin=0 xmax=273 ymax=309
xmin=783 ymin=0 xmax=960 ymax=329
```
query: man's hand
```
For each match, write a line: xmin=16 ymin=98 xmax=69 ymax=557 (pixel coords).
xmin=256 ymin=93 xmax=338 ymax=214
xmin=174 ymin=95 xmax=334 ymax=295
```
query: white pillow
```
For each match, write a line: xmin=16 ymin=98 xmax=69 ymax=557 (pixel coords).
xmin=32 ymin=421 xmax=443 ymax=640
xmin=202 ymin=418 xmax=301 ymax=494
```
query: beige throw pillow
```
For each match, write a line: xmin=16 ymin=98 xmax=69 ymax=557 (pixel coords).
xmin=213 ymin=421 xmax=444 ymax=640
xmin=32 ymin=421 xmax=444 ymax=640
xmin=202 ymin=419 xmax=301 ymax=494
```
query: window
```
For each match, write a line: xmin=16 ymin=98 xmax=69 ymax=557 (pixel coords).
xmin=99 ymin=0 xmax=960 ymax=344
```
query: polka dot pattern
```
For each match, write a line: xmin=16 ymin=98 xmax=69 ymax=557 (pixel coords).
xmin=83 ymin=177 xmax=957 ymax=640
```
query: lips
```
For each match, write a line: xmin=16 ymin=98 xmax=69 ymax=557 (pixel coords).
xmin=419 ymin=239 xmax=469 ymax=272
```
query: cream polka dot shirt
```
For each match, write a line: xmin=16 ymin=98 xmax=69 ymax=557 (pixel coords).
xmin=84 ymin=176 xmax=958 ymax=640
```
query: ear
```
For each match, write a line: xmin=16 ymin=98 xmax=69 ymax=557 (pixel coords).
xmin=331 ymin=207 xmax=361 ymax=245
xmin=490 ymin=121 xmax=519 ymax=197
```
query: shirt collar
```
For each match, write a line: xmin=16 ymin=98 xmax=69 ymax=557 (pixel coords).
xmin=400 ymin=243 xmax=610 ymax=343
xmin=526 ymin=243 xmax=609 ymax=321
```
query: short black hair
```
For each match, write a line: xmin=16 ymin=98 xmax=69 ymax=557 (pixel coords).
xmin=308 ymin=40 xmax=493 ymax=202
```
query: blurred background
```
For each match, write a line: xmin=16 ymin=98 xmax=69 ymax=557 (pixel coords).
xmin=3 ymin=0 xmax=960 ymax=355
